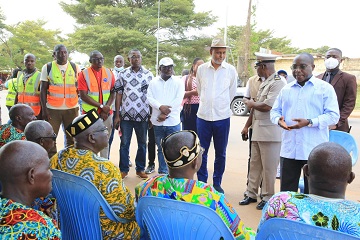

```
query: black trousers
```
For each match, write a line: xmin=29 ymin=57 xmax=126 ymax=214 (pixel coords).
xmin=280 ymin=157 xmax=309 ymax=194
xmin=147 ymin=126 xmax=156 ymax=166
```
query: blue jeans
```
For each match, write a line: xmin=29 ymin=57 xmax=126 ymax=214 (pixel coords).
xmin=119 ymin=120 xmax=147 ymax=173
xmin=196 ymin=117 xmax=230 ymax=186
xmin=153 ymin=124 xmax=181 ymax=173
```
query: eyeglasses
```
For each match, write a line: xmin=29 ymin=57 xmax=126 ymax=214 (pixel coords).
xmin=37 ymin=132 xmax=57 ymax=141
xmin=92 ymin=57 xmax=104 ymax=62
xmin=290 ymin=64 xmax=308 ymax=70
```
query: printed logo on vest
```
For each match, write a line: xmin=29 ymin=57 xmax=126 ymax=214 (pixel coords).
xmin=103 ymin=78 xmax=108 ymax=82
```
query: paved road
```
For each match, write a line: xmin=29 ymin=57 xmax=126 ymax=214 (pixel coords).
xmin=1 ymin=89 xmax=360 ymax=231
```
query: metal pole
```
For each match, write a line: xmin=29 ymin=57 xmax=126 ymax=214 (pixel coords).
xmin=156 ymin=0 xmax=160 ymax=77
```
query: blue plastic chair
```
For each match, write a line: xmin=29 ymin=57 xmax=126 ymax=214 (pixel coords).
xmin=136 ymin=196 xmax=235 ymax=240
xmin=51 ymin=169 xmax=132 ymax=240
xmin=256 ymin=218 xmax=360 ymax=240
xmin=299 ymin=130 xmax=359 ymax=193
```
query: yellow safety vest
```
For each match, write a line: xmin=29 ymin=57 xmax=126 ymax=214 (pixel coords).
xmin=5 ymin=78 xmax=17 ymax=107
xmin=81 ymin=67 xmax=112 ymax=112
xmin=16 ymin=71 xmax=41 ymax=116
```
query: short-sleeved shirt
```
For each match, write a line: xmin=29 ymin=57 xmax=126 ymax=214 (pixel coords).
xmin=0 ymin=124 xmax=25 ymax=148
xmin=0 ymin=197 xmax=61 ymax=239
xmin=77 ymin=67 xmax=115 ymax=114
xmin=114 ymin=66 xmax=153 ymax=122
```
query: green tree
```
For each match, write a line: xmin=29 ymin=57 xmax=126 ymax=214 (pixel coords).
xmin=61 ymin=0 xmax=216 ymax=73
xmin=0 ymin=20 xmax=64 ymax=70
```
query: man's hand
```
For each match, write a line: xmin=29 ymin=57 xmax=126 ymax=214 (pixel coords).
xmin=288 ymin=118 xmax=309 ymax=129
xmin=101 ymin=105 xmax=111 ymax=114
xmin=100 ymin=111 xmax=108 ymax=121
xmin=244 ymin=99 xmax=255 ymax=108
xmin=42 ymin=108 xmax=51 ymax=121
xmin=114 ymin=115 xmax=121 ymax=130
xmin=159 ymin=105 xmax=172 ymax=115
xmin=329 ymin=124 xmax=337 ymax=130
xmin=278 ymin=116 xmax=290 ymax=130
xmin=157 ymin=113 xmax=167 ymax=122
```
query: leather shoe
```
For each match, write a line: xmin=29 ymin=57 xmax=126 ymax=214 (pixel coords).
xmin=136 ymin=171 xmax=148 ymax=179
xmin=256 ymin=200 xmax=267 ymax=210
xmin=121 ymin=172 xmax=128 ymax=179
xmin=213 ymin=185 xmax=225 ymax=194
xmin=239 ymin=196 xmax=257 ymax=205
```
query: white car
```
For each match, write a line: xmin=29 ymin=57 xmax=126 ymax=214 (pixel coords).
xmin=231 ymin=86 xmax=249 ymax=116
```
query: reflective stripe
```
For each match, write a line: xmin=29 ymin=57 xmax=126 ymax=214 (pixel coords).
xmin=49 ymin=92 xmax=77 ymax=98
xmin=27 ymin=102 xmax=41 ymax=106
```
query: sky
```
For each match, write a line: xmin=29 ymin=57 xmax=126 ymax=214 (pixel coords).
xmin=1 ymin=0 xmax=360 ymax=58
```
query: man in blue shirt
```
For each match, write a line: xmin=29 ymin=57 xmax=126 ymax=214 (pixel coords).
xmin=270 ymin=52 xmax=339 ymax=194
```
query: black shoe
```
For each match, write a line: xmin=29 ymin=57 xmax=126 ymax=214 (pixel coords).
xmin=213 ymin=185 xmax=225 ymax=194
xmin=239 ymin=196 xmax=257 ymax=205
xmin=256 ymin=200 xmax=267 ymax=210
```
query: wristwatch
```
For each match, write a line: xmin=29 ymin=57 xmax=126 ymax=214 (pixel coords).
xmin=99 ymin=104 xmax=104 ymax=109
xmin=307 ymin=119 xmax=313 ymax=127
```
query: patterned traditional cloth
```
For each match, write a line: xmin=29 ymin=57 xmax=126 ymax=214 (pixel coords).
xmin=259 ymin=191 xmax=360 ymax=237
xmin=0 ymin=197 xmax=61 ymax=239
xmin=0 ymin=124 xmax=26 ymax=148
xmin=114 ymin=66 xmax=153 ymax=122
xmin=50 ymin=147 xmax=140 ymax=240
xmin=135 ymin=175 xmax=256 ymax=240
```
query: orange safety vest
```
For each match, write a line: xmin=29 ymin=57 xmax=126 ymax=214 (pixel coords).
xmin=16 ymin=71 xmax=41 ymax=116
xmin=47 ymin=61 xmax=78 ymax=108
xmin=81 ymin=67 xmax=112 ymax=112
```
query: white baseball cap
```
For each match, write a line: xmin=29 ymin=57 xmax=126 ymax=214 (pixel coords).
xmin=159 ymin=57 xmax=175 ymax=66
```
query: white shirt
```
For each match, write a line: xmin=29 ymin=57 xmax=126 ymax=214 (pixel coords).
xmin=147 ymin=76 xmax=185 ymax=126
xmin=196 ymin=61 xmax=237 ymax=121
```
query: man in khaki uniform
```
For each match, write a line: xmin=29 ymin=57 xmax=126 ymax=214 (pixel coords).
xmin=239 ymin=53 xmax=286 ymax=210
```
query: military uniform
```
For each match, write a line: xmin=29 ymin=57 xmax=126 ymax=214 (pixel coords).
xmin=240 ymin=52 xmax=286 ymax=209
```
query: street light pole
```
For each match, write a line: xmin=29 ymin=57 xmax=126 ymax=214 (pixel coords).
xmin=156 ymin=0 xmax=161 ymax=77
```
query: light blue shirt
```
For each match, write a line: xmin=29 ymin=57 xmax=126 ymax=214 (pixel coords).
xmin=270 ymin=76 xmax=339 ymax=160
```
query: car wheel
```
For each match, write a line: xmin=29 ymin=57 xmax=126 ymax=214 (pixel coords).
xmin=231 ymin=98 xmax=249 ymax=116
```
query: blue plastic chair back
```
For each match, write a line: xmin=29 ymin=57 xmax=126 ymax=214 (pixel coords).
xmin=329 ymin=130 xmax=358 ymax=166
xmin=256 ymin=218 xmax=360 ymax=240
xmin=136 ymin=196 xmax=235 ymax=240
xmin=299 ymin=130 xmax=359 ymax=193
xmin=51 ymin=169 xmax=131 ymax=240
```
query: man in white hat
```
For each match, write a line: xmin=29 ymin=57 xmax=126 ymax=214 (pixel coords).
xmin=239 ymin=52 xmax=286 ymax=210
xmin=147 ymin=57 xmax=185 ymax=175
xmin=195 ymin=38 xmax=238 ymax=194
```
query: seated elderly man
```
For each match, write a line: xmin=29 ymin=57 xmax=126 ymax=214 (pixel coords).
xmin=25 ymin=120 xmax=56 ymax=154
xmin=50 ymin=109 xmax=139 ymax=239
xmin=0 ymin=140 xmax=61 ymax=239
xmin=0 ymin=104 xmax=36 ymax=147
xmin=135 ymin=130 xmax=256 ymax=239
xmin=258 ymin=142 xmax=360 ymax=237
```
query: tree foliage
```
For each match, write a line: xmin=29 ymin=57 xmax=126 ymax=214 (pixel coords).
xmin=61 ymin=0 xmax=216 ymax=73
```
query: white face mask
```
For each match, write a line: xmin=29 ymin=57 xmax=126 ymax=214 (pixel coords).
xmin=324 ymin=57 xmax=339 ymax=70
xmin=260 ymin=77 xmax=266 ymax=81
xmin=114 ymin=66 xmax=124 ymax=72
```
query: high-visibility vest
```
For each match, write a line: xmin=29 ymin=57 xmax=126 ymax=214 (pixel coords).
xmin=47 ymin=61 xmax=78 ymax=108
xmin=16 ymin=71 xmax=41 ymax=116
xmin=5 ymin=78 xmax=17 ymax=107
xmin=81 ymin=67 xmax=112 ymax=112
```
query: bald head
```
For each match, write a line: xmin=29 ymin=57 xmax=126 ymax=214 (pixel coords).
xmin=308 ymin=142 xmax=352 ymax=182
xmin=24 ymin=120 xmax=53 ymax=142
xmin=305 ymin=142 xmax=354 ymax=198
xmin=9 ymin=104 xmax=36 ymax=130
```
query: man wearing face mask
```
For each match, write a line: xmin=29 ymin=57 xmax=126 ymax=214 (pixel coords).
xmin=317 ymin=48 xmax=357 ymax=133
